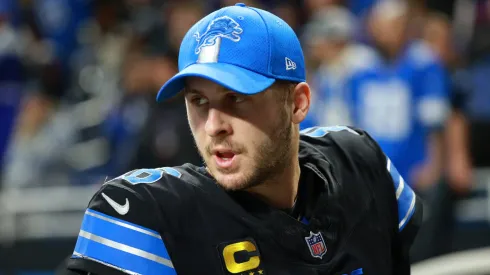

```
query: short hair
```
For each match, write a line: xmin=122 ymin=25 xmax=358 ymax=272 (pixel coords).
xmin=272 ymin=80 xmax=297 ymax=104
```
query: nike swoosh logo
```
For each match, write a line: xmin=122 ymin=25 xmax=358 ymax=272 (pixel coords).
xmin=101 ymin=192 xmax=129 ymax=215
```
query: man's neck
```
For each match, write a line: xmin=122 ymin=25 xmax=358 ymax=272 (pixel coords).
xmin=246 ymin=156 xmax=301 ymax=210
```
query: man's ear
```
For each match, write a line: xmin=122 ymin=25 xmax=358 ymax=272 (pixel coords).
xmin=291 ymin=82 xmax=311 ymax=125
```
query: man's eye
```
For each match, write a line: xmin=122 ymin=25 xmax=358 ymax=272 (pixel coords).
xmin=229 ymin=94 xmax=245 ymax=103
xmin=192 ymin=97 xmax=208 ymax=105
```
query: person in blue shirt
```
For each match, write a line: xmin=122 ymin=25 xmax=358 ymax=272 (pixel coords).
xmin=300 ymin=6 xmax=381 ymax=130
xmin=347 ymin=1 xmax=450 ymax=187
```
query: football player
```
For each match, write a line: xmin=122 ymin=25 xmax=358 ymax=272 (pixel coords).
xmin=61 ymin=3 xmax=422 ymax=275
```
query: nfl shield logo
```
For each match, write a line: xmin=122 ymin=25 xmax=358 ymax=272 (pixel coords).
xmin=305 ymin=231 xmax=327 ymax=259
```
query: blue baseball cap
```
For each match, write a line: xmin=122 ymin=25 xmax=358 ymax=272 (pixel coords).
xmin=156 ymin=3 xmax=306 ymax=102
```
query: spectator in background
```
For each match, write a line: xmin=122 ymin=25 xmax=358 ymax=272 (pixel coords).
xmin=15 ymin=0 xmax=94 ymax=133
xmin=451 ymin=0 xmax=490 ymax=173
xmin=300 ymin=0 xmax=380 ymax=40
xmin=2 ymin=0 xmax=205 ymax=188
xmin=421 ymin=12 xmax=472 ymax=193
xmin=2 ymin=0 xmax=131 ymax=187
xmin=422 ymin=13 xmax=456 ymax=67
xmin=348 ymin=0 xmax=378 ymax=18
xmin=409 ymin=7 xmax=489 ymax=262
xmin=120 ymin=0 xmax=204 ymax=171
xmin=445 ymin=0 xmax=490 ymax=252
xmin=120 ymin=56 xmax=203 ymax=171
xmin=164 ymin=1 xmax=206 ymax=55
xmin=271 ymin=1 xmax=302 ymax=31
xmin=347 ymin=0 xmax=450 ymax=188
xmin=445 ymin=0 xmax=490 ymax=197
xmin=6 ymin=0 xmax=94 ymax=146
xmin=300 ymin=6 xmax=380 ymax=129
xmin=0 ymin=0 xmax=24 ymax=184
xmin=303 ymin=0 xmax=343 ymax=17
xmin=32 ymin=0 xmax=92 ymax=66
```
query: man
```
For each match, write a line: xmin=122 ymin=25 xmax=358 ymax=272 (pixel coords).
xmin=62 ymin=3 xmax=422 ymax=275
xmin=300 ymin=6 xmax=380 ymax=129
xmin=347 ymin=1 xmax=450 ymax=188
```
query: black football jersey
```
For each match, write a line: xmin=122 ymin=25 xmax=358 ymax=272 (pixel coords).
xmin=64 ymin=126 xmax=422 ymax=275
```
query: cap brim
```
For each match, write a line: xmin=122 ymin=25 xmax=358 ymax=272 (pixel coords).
xmin=156 ymin=62 xmax=275 ymax=102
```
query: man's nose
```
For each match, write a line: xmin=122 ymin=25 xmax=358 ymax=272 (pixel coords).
xmin=204 ymin=108 xmax=233 ymax=137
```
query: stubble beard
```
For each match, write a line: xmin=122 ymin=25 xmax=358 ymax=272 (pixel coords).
xmin=239 ymin=120 xmax=292 ymax=191
xmin=198 ymin=114 xmax=293 ymax=191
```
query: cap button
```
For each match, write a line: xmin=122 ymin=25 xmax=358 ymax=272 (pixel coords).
xmin=235 ymin=3 xmax=246 ymax=7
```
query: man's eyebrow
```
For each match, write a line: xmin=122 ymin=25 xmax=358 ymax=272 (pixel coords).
xmin=183 ymin=88 xmax=202 ymax=96
xmin=183 ymin=87 xmax=235 ymax=96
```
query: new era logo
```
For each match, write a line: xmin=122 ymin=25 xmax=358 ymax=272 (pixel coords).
xmin=285 ymin=57 xmax=296 ymax=70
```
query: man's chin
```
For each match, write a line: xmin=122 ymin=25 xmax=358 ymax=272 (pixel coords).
xmin=212 ymin=171 xmax=251 ymax=191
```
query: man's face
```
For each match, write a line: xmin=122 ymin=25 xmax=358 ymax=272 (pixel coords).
xmin=368 ymin=1 xmax=409 ymax=57
xmin=184 ymin=77 xmax=293 ymax=191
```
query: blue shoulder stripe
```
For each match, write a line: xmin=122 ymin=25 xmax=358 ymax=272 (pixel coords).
xmin=301 ymin=126 xmax=359 ymax=138
xmin=73 ymin=209 xmax=176 ymax=274
xmin=80 ymin=209 xmax=171 ymax=260
xmin=386 ymin=157 xmax=416 ymax=231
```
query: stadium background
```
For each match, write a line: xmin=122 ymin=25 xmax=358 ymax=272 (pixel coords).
xmin=0 ymin=0 xmax=489 ymax=274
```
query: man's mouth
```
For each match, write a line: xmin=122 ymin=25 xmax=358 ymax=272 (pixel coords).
xmin=216 ymin=151 xmax=235 ymax=160
xmin=212 ymin=149 xmax=237 ymax=169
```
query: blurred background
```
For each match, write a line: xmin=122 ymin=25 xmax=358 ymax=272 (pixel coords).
xmin=0 ymin=0 xmax=489 ymax=274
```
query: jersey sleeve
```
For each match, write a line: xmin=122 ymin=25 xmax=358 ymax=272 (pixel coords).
xmin=355 ymin=126 xmax=423 ymax=245
xmin=354 ymin=127 xmax=424 ymax=273
xmin=384 ymin=155 xmax=423 ymax=244
xmin=65 ymin=174 xmax=177 ymax=275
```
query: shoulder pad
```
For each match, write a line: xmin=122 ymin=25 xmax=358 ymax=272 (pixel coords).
xmin=106 ymin=167 xmax=183 ymax=186
xmin=84 ymin=167 xmax=186 ymax=233
xmin=300 ymin=125 xmax=360 ymax=138
xmin=300 ymin=125 xmax=386 ymax=173
xmin=100 ymin=166 xmax=193 ymax=219
xmin=300 ymin=125 xmax=375 ymax=153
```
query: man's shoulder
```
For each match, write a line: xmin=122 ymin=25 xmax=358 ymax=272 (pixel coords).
xmin=300 ymin=125 xmax=384 ymax=165
xmin=104 ymin=164 xmax=203 ymax=191
xmin=67 ymin=165 xmax=206 ymax=275
xmin=88 ymin=164 xmax=210 ymax=224
xmin=299 ymin=125 xmax=390 ymax=197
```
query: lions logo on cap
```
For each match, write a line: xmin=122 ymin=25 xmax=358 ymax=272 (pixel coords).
xmin=194 ymin=16 xmax=243 ymax=54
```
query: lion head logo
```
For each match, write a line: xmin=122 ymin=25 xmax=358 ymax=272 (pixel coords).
xmin=193 ymin=16 xmax=243 ymax=54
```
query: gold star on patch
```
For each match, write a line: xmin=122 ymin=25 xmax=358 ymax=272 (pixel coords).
xmin=248 ymin=272 xmax=254 ymax=275
xmin=258 ymin=270 xmax=264 ymax=274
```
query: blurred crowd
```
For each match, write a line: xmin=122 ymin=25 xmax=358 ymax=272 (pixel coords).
xmin=0 ymin=0 xmax=490 ymax=264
